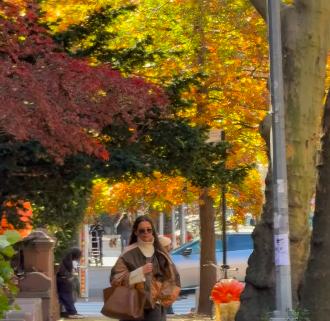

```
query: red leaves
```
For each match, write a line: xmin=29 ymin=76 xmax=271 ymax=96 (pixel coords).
xmin=0 ymin=1 xmax=169 ymax=161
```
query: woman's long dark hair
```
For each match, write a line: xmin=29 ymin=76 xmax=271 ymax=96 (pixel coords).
xmin=129 ymin=215 xmax=171 ymax=279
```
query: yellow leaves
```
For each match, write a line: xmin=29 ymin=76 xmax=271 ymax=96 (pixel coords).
xmin=39 ymin=0 xmax=267 ymax=222
xmin=87 ymin=172 xmax=200 ymax=215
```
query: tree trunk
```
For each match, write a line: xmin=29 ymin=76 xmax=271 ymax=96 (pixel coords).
xmin=281 ymin=2 xmax=330 ymax=304
xmin=192 ymin=1 xmax=216 ymax=315
xmin=164 ymin=212 xmax=172 ymax=235
xmin=236 ymin=114 xmax=275 ymax=321
xmin=153 ymin=214 xmax=160 ymax=234
xmin=300 ymin=89 xmax=330 ymax=321
xmin=0 ymin=170 xmax=9 ymax=224
xmin=248 ymin=0 xmax=330 ymax=307
xmin=198 ymin=188 xmax=216 ymax=316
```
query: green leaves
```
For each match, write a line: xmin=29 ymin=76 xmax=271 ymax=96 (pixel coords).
xmin=0 ymin=230 xmax=20 ymax=317
xmin=0 ymin=231 xmax=20 ymax=257
xmin=3 ymin=231 xmax=22 ymax=246
xmin=0 ymin=237 xmax=10 ymax=251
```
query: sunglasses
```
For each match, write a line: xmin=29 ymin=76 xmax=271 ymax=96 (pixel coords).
xmin=138 ymin=228 xmax=153 ymax=235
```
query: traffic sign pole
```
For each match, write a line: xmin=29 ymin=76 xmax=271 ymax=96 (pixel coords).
xmin=267 ymin=0 xmax=293 ymax=319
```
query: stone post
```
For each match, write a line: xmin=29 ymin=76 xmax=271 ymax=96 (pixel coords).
xmin=19 ymin=229 xmax=60 ymax=321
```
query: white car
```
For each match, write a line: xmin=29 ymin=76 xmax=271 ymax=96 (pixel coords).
xmin=170 ymin=229 xmax=254 ymax=289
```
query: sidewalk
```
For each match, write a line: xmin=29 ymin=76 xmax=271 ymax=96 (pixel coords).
xmin=82 ymin=316 xmax=210 ymax=321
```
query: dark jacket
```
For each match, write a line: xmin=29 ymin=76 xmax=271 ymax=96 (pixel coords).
xmin=116 ymin=218 xmax=131 ymax=235
xmin=110 ymin=243 xmax=181 ymax=308
xmin=57 ymin=253 xmax=74 ymax=292
xmin=90 ymin=224 xmax=104 ymax=238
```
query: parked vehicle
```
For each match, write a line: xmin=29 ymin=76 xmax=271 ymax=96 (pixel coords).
xmin=170 ymin=229 xmax=254 ymax=289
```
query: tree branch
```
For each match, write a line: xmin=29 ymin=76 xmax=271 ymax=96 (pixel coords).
xmin=250 ymin=0 xmax=288 ymax=21
xmin=250 ymin=0 xmax=267 ymax=20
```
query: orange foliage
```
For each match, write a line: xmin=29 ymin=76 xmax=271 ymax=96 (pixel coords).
xmin=87 ymin=173 xmax=199 ymax=215
xmin=43 ymin=0 xmax=267 ymax=221
xmin=1 ymin=202 xmax=33 ymax=238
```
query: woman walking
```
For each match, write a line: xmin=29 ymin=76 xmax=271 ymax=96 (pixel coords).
xmin=110 ymin=215 xmax=181 ymax=321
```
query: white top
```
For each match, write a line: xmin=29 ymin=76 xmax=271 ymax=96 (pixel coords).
xmin=129 ymin=237 xmax=155 ymax=285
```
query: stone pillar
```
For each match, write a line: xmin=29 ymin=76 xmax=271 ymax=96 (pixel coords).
xmin=19 ymin=229 xmax=59 ymax=321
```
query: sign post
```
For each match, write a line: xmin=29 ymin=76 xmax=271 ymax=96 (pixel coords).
xmin=171 ymin=207 xmax=177 ymax=249
xmin=267 ymin=0 xmax=293 ymax=318
xmin=79 ymin=225 xmax=89 ymax=302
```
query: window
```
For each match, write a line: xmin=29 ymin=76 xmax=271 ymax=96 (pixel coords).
xmin=184 ymin=241 xmax=200 ymax=255
xmin=227 ymin=235 xmax=253 ymax=251
xmin=171 ymin=240 xmax=200 ymax=255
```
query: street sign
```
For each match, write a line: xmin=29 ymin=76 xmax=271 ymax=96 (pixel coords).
xmin=206 ymin=129 xmax=223 ymax=143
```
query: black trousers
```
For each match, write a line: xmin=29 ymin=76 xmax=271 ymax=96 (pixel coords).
xmin=99 ymin=237 xmax=103 ymax=261
xmin=58 ymin=290 xmax=77 ymax=315
xmin=121 ymin=234 xmax=130 ymax=252
xmin=120 ymin=305 xmax=164 ymax=321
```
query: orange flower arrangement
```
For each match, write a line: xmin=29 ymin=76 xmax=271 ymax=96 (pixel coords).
xmin=211 ymin=279 xmax=245 ymax=304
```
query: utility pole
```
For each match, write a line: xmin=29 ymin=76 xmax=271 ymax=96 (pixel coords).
xmin=221 ymin=130 xmax=228 ymax=279
xmin=180 ymin=202 xmax=186 ymax=245
xmin=180 ymin=182 xmax=187 ymax=245
xmin=171 ymin=207 xmax=176 ymax=249
xmin=159 ymin=212 xmax=164 ymax=235
xmin=267 ymin=0 xmax=293 ymax=319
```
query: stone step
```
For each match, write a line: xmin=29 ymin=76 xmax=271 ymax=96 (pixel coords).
xmin=4 ymin=311 xmax=33 ymax=321
xmin=11 ymin=298 xmax=43 ymax=321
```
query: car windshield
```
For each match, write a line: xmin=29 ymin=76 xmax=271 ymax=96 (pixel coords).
xmin=170 ymin=234 xmax=253 ymax=255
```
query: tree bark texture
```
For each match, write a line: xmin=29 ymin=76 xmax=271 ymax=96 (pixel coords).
xmin=281 ymin=2 xmax=330 ymax=305
xmin=198 ymin=188 xmax=217 ymax=316
xmin=301 ymin=89 xmax=330 ymax=321
xmin=247 ymin=0 xmax=330 ymax=308
xmin=193 ymin=1 xmax=217 ymax=315
xmin=164 ymin=212 xmax=172 ymax=235
xmin=236 ymin=114 xmax=275 ymax=321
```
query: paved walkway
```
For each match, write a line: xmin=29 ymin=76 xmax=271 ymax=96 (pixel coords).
xmin=76 ymin=294 xmax=195 ymax=316
xmin=82 ymin=316 xmax=208 ymax=321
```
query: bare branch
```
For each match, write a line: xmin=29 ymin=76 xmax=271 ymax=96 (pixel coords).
xmin=250 ymin=0 xmax=288 ymax=22
xmin=250 ymin=0 xmax=267 ymax=20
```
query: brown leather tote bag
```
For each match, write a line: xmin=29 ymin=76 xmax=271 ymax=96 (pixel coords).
xmin=101 ymin=286 xmax=147 ymax=319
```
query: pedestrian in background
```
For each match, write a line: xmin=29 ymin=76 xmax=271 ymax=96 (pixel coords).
xmin=110 ymin=215 xmax=181 ymax=321
xmin=90 ymin=218 xmax=104 ymax=265
xmin=57 ymin=247 xmax=84 ymax=319
xmin=158 ymin=236 xmax=175 ymax=317
xmin=116 ymin=214 xmax=132 ymax=252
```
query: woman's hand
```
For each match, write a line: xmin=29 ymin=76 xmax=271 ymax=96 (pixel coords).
xmin=142 ymin=263 xmax=153 ymax=275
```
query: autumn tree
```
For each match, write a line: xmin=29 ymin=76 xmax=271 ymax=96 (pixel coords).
xmin=2 ymin=1 xmax=228 ymax=260
xmin=87 ymin=174 xmax=199 ymax=215
xmin=236 ymin=1 xmax=330 ymax=320
xmin=0 ymin=3 xmax=168 ymax=160
xmin=43 ymin=1 xmax=267 ymax=314
xmin=0 ymin=0 xmax=168 ymax=257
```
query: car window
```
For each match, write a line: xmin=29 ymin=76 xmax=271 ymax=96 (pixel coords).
xmin=171 ymin=240 xmax=199 ymax=255
xmin=227 ymin=234 xmax=253 ymax=251
xmin=185 ymin=241 xmax=200 ymax=255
